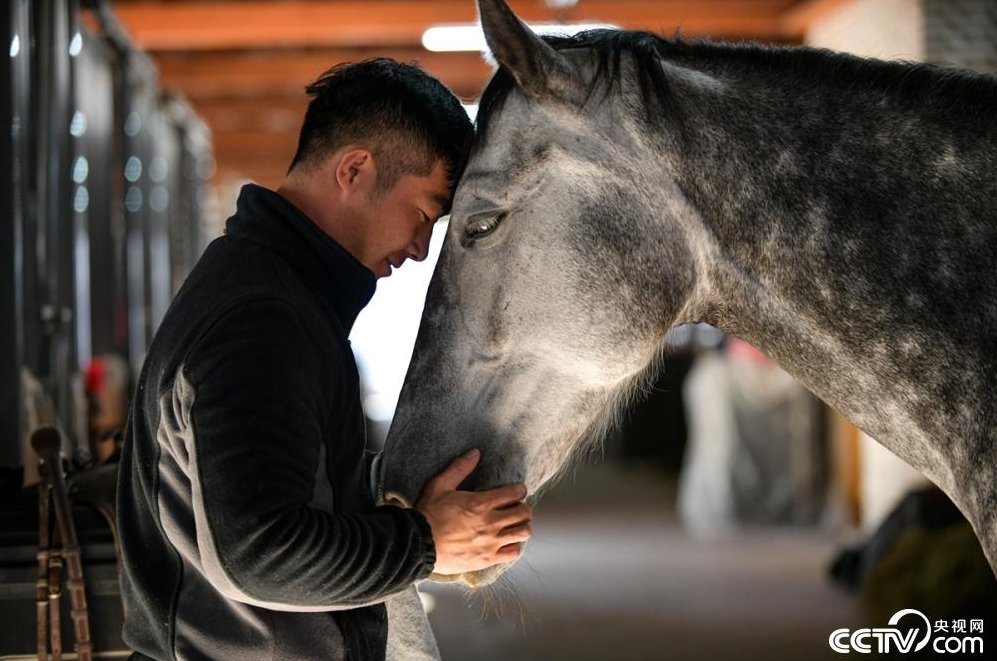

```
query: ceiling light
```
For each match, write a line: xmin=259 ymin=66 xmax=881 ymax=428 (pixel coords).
xmin=422 ymin=22 xmax=616 ymax=53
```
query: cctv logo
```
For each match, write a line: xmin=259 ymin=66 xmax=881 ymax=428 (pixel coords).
xmin=829 ymin=608 xmax=984 ymax=655
xmin=829 ymin=609 xmax=931 ymax=654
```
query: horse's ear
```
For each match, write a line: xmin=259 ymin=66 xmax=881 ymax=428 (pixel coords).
xmin=477 ymin=0 xmax=572 ymax=98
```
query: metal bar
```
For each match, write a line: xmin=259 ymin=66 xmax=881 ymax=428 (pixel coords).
xmin=35 ymin=0 xmax=78 ymax=436
xmin=0 ymin=0 xmax=24 ymax=468
xmin=36 ymin=482 xmax=52 ymax=660
xmin=32 ymin=427 xmax=93 ymax=661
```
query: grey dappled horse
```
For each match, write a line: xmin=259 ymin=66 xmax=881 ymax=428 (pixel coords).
xmin=382 ymin=0 xmax=997 ymax=587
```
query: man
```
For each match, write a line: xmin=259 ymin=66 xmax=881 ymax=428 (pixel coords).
xmin=117 ymin=59 xmax=532 ymax=660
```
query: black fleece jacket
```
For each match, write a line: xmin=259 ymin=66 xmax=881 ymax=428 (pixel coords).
xmin=117 ymin=184 xmax=436 ymax=660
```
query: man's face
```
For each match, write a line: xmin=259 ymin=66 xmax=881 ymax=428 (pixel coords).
xmin=358 ymin=159 xmax=453 ymax=278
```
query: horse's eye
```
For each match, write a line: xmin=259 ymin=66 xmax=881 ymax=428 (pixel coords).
xmin=464 ymin=213 xmax=505 ymax=243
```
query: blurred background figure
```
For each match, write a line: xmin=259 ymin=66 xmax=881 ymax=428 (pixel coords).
xmin=84 ymin=354 xmax=129 ymax=464
xmin=679 ymin=338 xmax=826 ymax=538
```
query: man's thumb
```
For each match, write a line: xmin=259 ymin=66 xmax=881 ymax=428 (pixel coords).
xmin=432 ymin=448 xmax=480 ymax=492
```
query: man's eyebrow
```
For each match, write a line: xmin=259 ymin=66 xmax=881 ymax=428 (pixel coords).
xmin=430 ymin=192 xmax=451 ymax=215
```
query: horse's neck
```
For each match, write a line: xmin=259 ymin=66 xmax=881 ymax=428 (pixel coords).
xmin=670 ymin=63 xmax=997 ymax=504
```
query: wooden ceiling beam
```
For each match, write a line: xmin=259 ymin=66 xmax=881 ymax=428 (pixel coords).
xmin=188 ymin=95 xmax=309 ymax=133
xmin=211 ymin=129 xmax=299 ymax=186
xmin=213 ymin=165 xmax=286 ymax=189
xmin=194 ymin=94 xmax=478 ymax=134
xmin=115 ymin=0 xmax=804 ymax=52
xmin=116 ymin=0 xmax=812 ymax=187
xmin=154 ymin=49 xmax=492 ymax=101
xmin=779 ymin=0 xmax=855 ymax=36
xmin=211 ymin=129 xmax=299 ymax=158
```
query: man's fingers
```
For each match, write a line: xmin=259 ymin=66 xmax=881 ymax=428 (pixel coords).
xmin=427 ymin=448 xmax=480 ymax=493
xmin=477 ymin=482 xmax=528 ymax=509
xmin=418 ymin=450 xmax=534 ymax=575
xmin=495 ymin=542 xmax=525 ymax=563
xmin=487 ymin=502 xmax=532 ymax=529
xmin=498 ymin=522 xmax=532 ymax=543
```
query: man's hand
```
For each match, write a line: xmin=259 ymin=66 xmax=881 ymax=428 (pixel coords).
xmin=415 ymin=449 xmax=532 ymax=576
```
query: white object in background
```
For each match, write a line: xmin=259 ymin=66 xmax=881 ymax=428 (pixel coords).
xmin=351 ymin=220 xmax=450 ymax=430
xmin=859 ymin=432 xmax=930 ymax=532
xmin=422 ymin=22 xmax=616 ymax=52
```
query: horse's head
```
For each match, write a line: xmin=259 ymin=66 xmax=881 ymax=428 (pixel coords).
xmin=382 ymin=0 xmax=700 ymax=586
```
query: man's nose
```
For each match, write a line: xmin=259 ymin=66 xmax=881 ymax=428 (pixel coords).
xmin=407 ymin=231 xmax=431 ymax=262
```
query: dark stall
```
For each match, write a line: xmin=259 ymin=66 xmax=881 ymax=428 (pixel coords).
xmin=1 ymin=1 xmax=212 ymax=656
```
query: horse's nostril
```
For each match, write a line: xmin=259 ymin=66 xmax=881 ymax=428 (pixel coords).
xmin=383 ymin=491 xmax=412 ymax=509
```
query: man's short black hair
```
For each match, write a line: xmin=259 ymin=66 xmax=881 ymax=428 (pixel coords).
xmin=289 ymin=58 xmax=474 ymax=192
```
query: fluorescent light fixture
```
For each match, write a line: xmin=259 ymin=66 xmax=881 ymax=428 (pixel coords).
xmin=422 ymin=22 xmax=616 ymax=53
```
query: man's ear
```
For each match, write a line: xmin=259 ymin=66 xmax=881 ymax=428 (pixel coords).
xmin=334 ymin=147 xmax=376 ymax=195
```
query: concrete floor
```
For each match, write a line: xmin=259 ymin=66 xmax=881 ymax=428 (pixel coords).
xmin=422 ymin=462 xmax=862 ymax=661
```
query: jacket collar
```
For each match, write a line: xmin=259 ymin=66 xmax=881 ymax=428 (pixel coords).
xmin=225 ymin=183 xmax=376 ymax=335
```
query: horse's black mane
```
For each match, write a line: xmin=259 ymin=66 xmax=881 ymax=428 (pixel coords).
xmin=475 ymin=29 xmax=997 ymax=141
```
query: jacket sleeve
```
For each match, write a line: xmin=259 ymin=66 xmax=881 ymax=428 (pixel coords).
xmin=177 ymin=298 xmax=435 ymax=611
